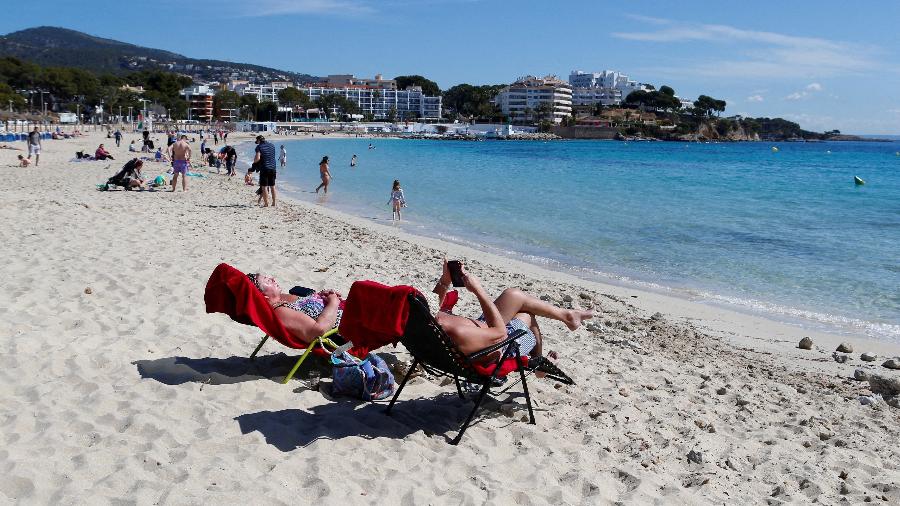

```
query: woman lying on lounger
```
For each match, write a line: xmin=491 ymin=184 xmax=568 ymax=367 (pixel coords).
xmin=248 ymin=273 xmax=344 ymax=344
xmin=432 ymin=260 xmax=592 ymax=363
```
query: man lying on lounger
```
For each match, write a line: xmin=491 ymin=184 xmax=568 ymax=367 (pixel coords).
xmin=431 ymin=260 xmax=593 ymax=364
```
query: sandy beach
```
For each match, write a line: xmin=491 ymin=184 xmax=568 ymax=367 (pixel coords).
xmin=1 ymin=130 xmax=898 ymax=504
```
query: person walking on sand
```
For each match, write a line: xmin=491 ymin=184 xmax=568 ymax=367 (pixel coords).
xmin=169 ymin=134 xmax=192 ymax=192
xmin=114 ymin=129 xmax=122 ymax=147
xmin=388 ymin=179 xmax=406 ymax=222
xmin=350 ymin=154 xmax=357 ymax=167
xmin=27 ymin=127 xmax=41 ymax=167
xmin=315 ymin=156 xmax=332 ymax=194
xmin=223 ymin=144 xmax=237 ymax=177
xmin=279 ymin=145 xmax=287 ymax=168
xmin=249 ymin=135 xmax=278 ymax=207
xmin=213 ymin=131 xmax=219 ymax=145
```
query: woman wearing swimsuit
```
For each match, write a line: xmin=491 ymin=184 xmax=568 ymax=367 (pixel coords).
xmin=432 ymin=260 xmax=593 ymax=364
xmin=315 ymin=156 xmax=331 ymax=194
xmin=248 ymin=273 xmax=343 ymax=344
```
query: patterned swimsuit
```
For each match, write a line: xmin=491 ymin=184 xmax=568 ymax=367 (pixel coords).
xmin=280 ymin=294 xmax=343 ymax=329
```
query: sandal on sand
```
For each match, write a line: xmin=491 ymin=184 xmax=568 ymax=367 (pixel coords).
xmin=527 ymin=356 xmax=574 ymax=385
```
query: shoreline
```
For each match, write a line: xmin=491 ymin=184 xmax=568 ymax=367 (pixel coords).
xmin=1 ymin=130 xmax=898 ymax=504
xmin=261 ymin=135 xmax=900 ymax=345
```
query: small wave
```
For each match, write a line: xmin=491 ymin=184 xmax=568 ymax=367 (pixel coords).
xmin=696 ymin=291 xmax=900 ymax=341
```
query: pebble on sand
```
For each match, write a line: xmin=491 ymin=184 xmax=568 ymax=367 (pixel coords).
xmin=833 ymin=353 xmax=850 ymax=364
xmin=798 ymin=337 xmax=813 ymax=350
xmin=882 ymin=358 xmax=900 ymax=370
xmin=861 ymin=352 xmax=877 ymax=362
xmin=853 ymin=369 xmax=868 ymax=381
xmin=868 ymin=375 xmax=900 ymax=397
xmin=836 ymin=342 xmax=853 ymax=353
xmin=84 ymin=287 xmax=92 ymax=294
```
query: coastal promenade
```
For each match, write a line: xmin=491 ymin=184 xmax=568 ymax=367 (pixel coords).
xmin=0 ymin=131 xmax=898 ymax=504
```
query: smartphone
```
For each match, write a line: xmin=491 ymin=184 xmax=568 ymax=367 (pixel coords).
xmin=448 ymin=260 xmax=465 ymax=287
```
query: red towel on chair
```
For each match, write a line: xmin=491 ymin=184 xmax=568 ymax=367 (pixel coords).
xmin=204 ymin=263 xmax=308 ymax=349
xmin=338 ymin=280 xmax=418 ymax=351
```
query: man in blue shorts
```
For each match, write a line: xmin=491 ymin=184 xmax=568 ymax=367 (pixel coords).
xmin=169 ymin=134 xmax=192 ymax=192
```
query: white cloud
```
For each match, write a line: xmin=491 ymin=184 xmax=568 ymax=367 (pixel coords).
xmin=747 ymin=95 xmax=764 ymax=102
xmin=785 ymin=82 xmax=824 ymax=100
xmin=615 ymin=18 xmax=883 ymax=79
xmin=213 ymin=0 xmax=481 ymax=17
xmin=249 ymin=0 xmax=374 ymax=16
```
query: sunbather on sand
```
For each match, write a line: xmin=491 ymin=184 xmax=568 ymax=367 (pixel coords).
xmin=432 ymin=260 xmax=592 ymax=363
xmin=248 ymin=273 xmax=344 ymax=344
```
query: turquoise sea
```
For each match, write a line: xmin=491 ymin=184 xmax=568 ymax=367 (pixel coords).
xmin=241 ymin=138 xmax=900 ymax=341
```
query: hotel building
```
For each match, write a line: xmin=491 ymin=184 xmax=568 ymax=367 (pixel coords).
xmin=227 ymin=81 xmax=292 ymax=103
xmin=226 ymin=75 xmax=441 ymax=120
xmin=180 ymin=84 xmax=217 ymax=122
xmin=569 ymin=70 xmax=647 ymax=107
xmin=493 ymin=75 xmax=573 ymax=124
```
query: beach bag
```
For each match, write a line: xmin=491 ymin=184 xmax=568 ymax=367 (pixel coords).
xmin=331 ymin=348 xmax=395 ymax=401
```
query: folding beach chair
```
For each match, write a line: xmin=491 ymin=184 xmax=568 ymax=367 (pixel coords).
xmin=204 ymin=263 xmax=343 ymax=384
xmin=384 ymin=292 xmax=574 ymax=445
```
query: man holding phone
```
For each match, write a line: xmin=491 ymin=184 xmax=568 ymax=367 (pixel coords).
xmin=432 ymin=260 xmax=593 ymax=363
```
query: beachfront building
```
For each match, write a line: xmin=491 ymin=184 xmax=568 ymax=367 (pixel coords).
xmin=303 ymin=78 xmax=442 ymax=120
xmin=180 ymin=84 xmax=216 ymax=122
xmin=493 ymin=75 xmax=573 ymax=124
xmin=322 ymin=74 xmax=397 ymax=90
xmin=228 ymin=81 xmax=292 ymax=103
xmin=568 ymin=70 xmax=648 ymax=107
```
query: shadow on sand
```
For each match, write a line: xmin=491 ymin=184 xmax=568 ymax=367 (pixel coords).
xmin=133 ymin=352 xmax=329 ymax=385
xmin=235 ymin=392 xmax=487 ymax=448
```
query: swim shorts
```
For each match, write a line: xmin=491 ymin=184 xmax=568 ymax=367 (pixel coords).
xmin=28 ymin=144 xmax=41 ymax=156
xmin=476 ymin=315 xmax=537 ymax=356
xmin=172 ymin=159 xmax=189 ymax=174
xmin=258 ymin=168 xmax=276 ymax=186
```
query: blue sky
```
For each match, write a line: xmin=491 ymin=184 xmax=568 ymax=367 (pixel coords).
xmin=3 ymin=0 xmax=900 ymax=134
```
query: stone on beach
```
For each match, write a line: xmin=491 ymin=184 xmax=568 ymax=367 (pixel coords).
xmin=853 ymin=369 xmax=868 ymax=381
xmin=882 ymin=358 xmax=900 ymax=370
xmin=798 ymin=337 xmax=813 ymax=350
xmin=861 ymin=352 xmax=877 ymax=362
xmin=867 ymin=375 xmax=900 ymax=397
xmin=836 ymin=342 xmax=853 ymax=353
xmin=832 ymin=352 xmax=850 ymax=364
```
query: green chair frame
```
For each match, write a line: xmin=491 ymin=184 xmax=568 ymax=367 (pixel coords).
xmin=249 ymin=327 xmax=341 ymax=384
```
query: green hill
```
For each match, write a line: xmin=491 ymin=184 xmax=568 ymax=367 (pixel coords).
xmin=0 ymin=26 xmax=317 ymax=83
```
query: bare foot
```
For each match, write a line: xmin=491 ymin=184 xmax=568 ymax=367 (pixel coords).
xmin=563 ymin=309 xmax=593 ymax=331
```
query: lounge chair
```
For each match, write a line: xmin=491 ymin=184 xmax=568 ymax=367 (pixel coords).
xmin=204 ymin=263 xmax=343 ymax=384
xmin=384 ymin=292 xmax=574 ymax=445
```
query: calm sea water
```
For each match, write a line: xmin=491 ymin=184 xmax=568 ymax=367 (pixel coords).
xmin=241 ymin=138 xmax=900 ymax=341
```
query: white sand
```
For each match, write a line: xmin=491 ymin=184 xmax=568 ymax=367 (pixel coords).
xmin=1 ymin=130 xmax=898 ymax=504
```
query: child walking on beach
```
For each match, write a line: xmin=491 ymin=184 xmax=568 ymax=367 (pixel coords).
xmin=388 ymin=179 xmax=406 ymax=222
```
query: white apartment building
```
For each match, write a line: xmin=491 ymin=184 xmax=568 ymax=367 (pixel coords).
xmin=493 ymin=75 xmax=573 ymax=124
xmin=323 ymin=74 xmax=397 ymax=90
xmin=227 ymin=81 xmax=292 ymax=103
xmin=569 ymin=70 xmax=647 ymax=106
xmin=304 ymin=85 xmax=442 ymax=120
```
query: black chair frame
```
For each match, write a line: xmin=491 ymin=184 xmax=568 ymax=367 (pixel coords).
xmin=384 ymin=294 xmax=543 ymax=445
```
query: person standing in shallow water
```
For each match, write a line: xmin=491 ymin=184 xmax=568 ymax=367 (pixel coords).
xmin=279 ymin=145 xmax=287 ymax=168
xmin=315 ymin=156 xmax=332 ymax=194
xmin=350 ymin=154 xmax=357 ymax=167
xmin=387 ymin=179 xmax=406 ymax=222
